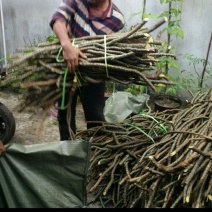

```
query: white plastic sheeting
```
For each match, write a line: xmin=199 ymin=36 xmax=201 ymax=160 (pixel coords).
xmin=104 ymin=92 xmax=150 ymax=123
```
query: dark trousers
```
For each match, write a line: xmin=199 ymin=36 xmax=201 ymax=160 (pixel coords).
xmin=57 ymin=82 xmax=106 ymax=140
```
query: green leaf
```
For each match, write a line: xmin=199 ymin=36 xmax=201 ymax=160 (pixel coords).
xmin=176 ymin=29 xmax=184 ymax=39
xmin=46 ymin=35 xmax=58 ymax=42
xmin=143 ymin=13 xmax=158 ymax=20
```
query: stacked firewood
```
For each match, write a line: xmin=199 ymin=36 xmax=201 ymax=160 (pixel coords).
xmin=82 ymin=89 xmax=212 ymax=208
xmin=0 ymin=17 xmax=176 ymax=111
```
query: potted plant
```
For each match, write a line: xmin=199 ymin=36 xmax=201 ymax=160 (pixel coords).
xmin=147 ymin=0 xmax=185 ymax=111
xmin=153 ymin=77 xmax=183 ymax=112
xmin=154 ymin=46 xmax=212 ymax=112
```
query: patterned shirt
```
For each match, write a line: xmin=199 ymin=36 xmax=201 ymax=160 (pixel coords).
xmin=50 ymin=0 xmax=125 ymax=38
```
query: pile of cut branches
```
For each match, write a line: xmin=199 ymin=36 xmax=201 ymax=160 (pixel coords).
xmin=0 ymin=17 xmax=176 ymax=111
xmin=80 ymin=89 xmax=212 ymax=208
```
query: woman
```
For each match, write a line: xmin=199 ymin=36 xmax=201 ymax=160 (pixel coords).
xmin=50 ymin=0 xmax=125 ymax=140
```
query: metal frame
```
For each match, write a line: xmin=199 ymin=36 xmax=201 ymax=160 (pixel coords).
xmin=0 ymin=0 xmax=7 ymax=67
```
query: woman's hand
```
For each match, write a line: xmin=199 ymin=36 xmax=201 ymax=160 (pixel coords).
xmin=52 ymin=21 xmax=87 ymax=73
xmin=0 ymin=140 xmax=5 ymax=155
xmin=62 ymin=43 xmax=87 ymax=73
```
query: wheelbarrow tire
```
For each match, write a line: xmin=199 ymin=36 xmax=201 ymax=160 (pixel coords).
xmin=0 ymin=102 xmax=16 ymax=144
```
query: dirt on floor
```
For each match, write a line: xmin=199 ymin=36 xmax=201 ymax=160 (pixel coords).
xmin=0 ymin=91 xmax=87 ymax=145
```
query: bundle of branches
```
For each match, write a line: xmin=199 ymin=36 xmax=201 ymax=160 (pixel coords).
xmin=80 ymin=89 xmax=212 ymax=208
xmin=0 ymin=17 xmax=176 ymax=111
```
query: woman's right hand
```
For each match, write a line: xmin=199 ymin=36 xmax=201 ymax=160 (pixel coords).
xmin=62 ymin=43 xmax=87 ymax=73
xmin=53 ymin=20 xmax=87 ymax=73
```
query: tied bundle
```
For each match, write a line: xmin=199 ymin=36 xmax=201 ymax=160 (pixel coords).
xmin=1 ymin=17 xmax=176 ymax=111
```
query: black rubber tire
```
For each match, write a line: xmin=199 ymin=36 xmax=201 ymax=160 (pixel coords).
xmin=0 ymin=102 xmax=16 ymax=144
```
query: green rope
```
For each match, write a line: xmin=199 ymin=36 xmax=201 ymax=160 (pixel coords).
xmin=56 ymin=47 xmax=64 ymax=63
xmin=61 ymin=68 xmax=68 ymax=109
xmin=56 ymin=39 xmax=79 ymax=109
xmin=56 ymin=47 xmax=67 ymax=109
xmin=72 ymin=38 xmax=78 ymax=48
xmin=140 ymin=112 xmax=168 ymax=134
xmin=124 ymin=123 xmax=155 ymax=143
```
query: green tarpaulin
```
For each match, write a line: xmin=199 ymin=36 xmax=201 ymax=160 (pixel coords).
xmin=0 ymin=140 xmax=90 ymax=208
